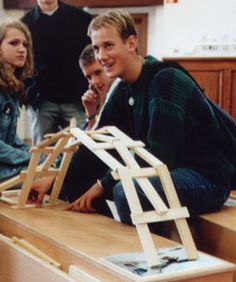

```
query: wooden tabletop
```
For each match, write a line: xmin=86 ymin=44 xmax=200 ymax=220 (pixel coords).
xmin=0 ymin=201 xmax=235 ymax=282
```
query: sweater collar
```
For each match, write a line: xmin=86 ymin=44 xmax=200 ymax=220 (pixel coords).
xmin=34 ymin=0 xmax=64 ymax=20
xmin=128 ymin=55 xmax=161 ymax=92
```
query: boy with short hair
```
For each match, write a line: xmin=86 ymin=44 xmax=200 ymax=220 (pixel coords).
xmin=67 ymin=9 xmax=233 ymax=222
xmin=30 ymin=10 xmax=233 ymax=232
xmin=79 ymin=44 xmax=119 ymax=130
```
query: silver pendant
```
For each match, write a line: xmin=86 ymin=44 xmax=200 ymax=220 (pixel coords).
xmin=128 ymin=97 xmax=134 ymax=106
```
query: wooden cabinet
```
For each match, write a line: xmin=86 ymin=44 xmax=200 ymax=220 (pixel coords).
xmin=163 ymin=58 xmax=236 ymax=120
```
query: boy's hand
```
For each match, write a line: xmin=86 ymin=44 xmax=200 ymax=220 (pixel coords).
xmin=27 ymin=176 xmax=54 ymax=206
xmin=81 ymin=84 xmax=100 ymax=118
xmin=66 ymin=182 xmax=103 ymax=213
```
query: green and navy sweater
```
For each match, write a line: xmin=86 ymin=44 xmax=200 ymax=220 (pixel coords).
xmin=98 ymin=55 xmax=234 ymax=192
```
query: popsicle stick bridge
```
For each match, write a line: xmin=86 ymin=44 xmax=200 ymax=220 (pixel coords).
xmin=0 ymin=125 xmax=198 ymax=267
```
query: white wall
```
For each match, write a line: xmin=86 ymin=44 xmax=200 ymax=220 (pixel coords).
xmin=148 ymin=0 xmax=236 ymax=59
xmin=90 ymin=0 xmax=236 ymax=59
xmin=1 ymin=0 xmax=236 ymax=60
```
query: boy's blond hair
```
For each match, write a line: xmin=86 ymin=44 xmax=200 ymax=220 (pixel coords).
xmin=88 ymin=9 xmax=137 ymax=41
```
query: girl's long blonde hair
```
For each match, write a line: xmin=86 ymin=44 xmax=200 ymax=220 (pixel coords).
xmin=0 ymin=19 xmax=33 ymax=99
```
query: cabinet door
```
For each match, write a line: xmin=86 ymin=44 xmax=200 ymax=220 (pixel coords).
xmin=230 ymin=70 xmax=236 ymax=119
xmin=163 ymin=58 xmax=236 ymax=120
xmin=188 ymin=70 xmax=224 ymax=106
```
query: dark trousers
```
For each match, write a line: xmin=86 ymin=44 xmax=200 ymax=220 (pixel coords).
xmin=62 ymin=146 xmax=231 ymax=235
xmin=62 ymin=146 xmax=112 ymax=217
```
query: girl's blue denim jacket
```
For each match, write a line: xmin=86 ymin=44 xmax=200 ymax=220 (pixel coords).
xmin=0 ymin=91 xmax=30 ymax=181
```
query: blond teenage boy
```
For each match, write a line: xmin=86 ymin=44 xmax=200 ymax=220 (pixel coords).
xmin=29 ymin=10 xmax=233 ymax=233
xmin=66 ymin=9 xmax=232 ymax=222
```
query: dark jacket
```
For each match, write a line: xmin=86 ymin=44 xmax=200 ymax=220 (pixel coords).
xmin=21 ymin=1 xmax=91 ymax=106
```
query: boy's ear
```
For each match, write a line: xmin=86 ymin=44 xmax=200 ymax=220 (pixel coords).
xmin=127 ymin=35 xmax=138 ymax=52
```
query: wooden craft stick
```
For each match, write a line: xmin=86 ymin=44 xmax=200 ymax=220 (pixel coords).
xmin=0 ymin=175 xmax=22 ymax=192
xmin=0 ymin=196 xmax=17 ymax=205
xmin=230 ymin=191 xmax=236 ymax=200
xmin=117 ymin=166 xmax=160 ymax=267
xmin=156 ymin=165 xmax=198 ymax=260
xmin=20 ymin=169 xmax=59 ymax=178
xmin=37 ymin=129 xmax=70 ymax=148
xmin=17 ymin=151 xmax=41 ymax=208
xmin=71 ymin=127 xmax=122 ymax=170
xmin=131 ymin=207 xmax=189 ymax=225
xmin=1 ymin=189 xmax=20 ymax=205
xmin=1 ymin=189 xmax=21 ymax=196
xmin=41 ymin=136 xmax=70 ymax=170
xmin=107 ymin=126 xmax=163 ymax=165
xmin=12 ymin=236 xmax=61 ymax=269
xmin=111 ymin=167 xmax=157 ymax=180
xmin=49 ymin=150 xmax=74 ymax=205
xmin=89 ymin=133 xmax=119 ymax=143
xmin=113 ymin=140 xmax=168 ymax=213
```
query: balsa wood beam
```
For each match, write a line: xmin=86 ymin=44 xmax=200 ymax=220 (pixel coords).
xmin=131 ymin=207 xmax=189 ymax=224
xmin=111 ymin=167 xmax=158 ymax=180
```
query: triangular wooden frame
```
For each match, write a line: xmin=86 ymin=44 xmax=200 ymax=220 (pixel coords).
xmin=0 ymin=125 xmax=78 ymax=208
xmin=0 ymin=125 xmax=198 ymax=267
xmin=70 ymin=126 xmax=198 ymax=267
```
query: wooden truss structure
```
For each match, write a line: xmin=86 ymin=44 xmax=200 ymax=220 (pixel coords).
xmin=70 ymin=126 xmax=198 ymax=267
xmin=0 ymin=125 xmax=198 ymax=267
xmin=0 ymin=125 xmax=78 ymax=208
